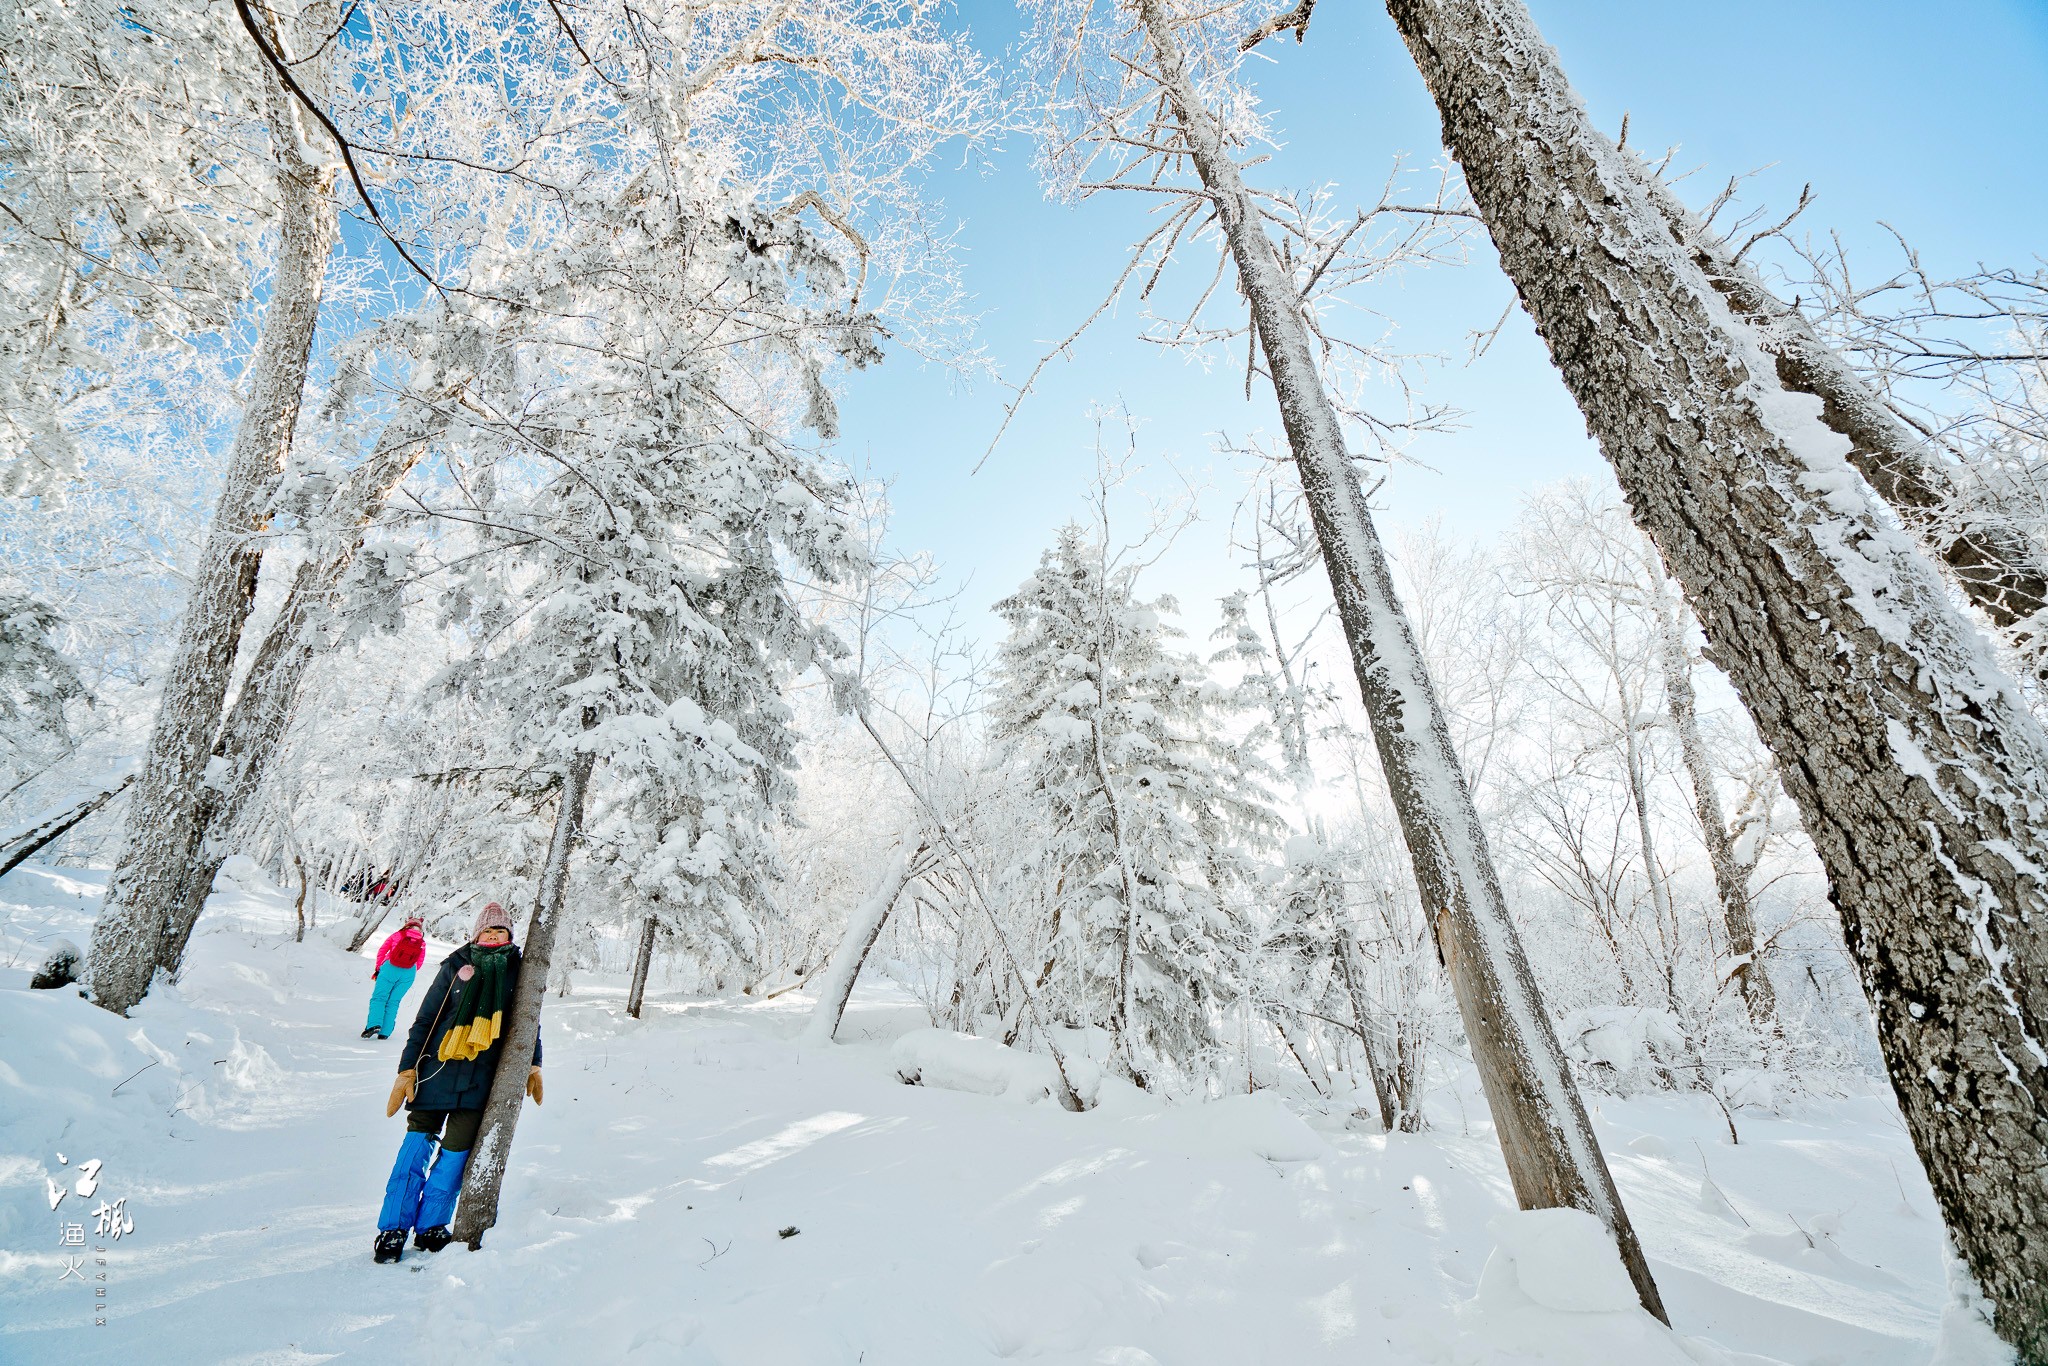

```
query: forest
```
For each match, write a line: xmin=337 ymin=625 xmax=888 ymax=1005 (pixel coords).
xmin=2 ymin=1 xmax=2045 ymax=1362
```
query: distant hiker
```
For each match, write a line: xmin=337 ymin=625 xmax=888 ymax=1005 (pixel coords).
xmin=372 ymin=901 xmax=543 ymax=1264
xmin=361 ymin=914 xmax=427 ymax=1040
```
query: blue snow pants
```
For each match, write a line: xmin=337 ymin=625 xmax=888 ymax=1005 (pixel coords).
xmin=376 ymin=1110 xmax=478 ymax=1233
xmin=365 ymin=964 xmax=417 ymax=1038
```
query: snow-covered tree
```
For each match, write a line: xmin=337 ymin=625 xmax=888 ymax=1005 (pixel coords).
xmin=63 ymin=0 xmax=994 ymax=1014
xmin=0 ymin=0 xmax=267 ymax=494
xmin=1377 ymin=0 xmax=2048 ymax=1347
xmin=991 ymin=522 xmax=1279 ymax=1085
xmin=1018 ymin=0 xmax=1664 ymax=1315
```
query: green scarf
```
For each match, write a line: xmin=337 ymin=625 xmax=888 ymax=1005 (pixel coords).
xmin=437 ymin=944 xmax=517 ymax=1062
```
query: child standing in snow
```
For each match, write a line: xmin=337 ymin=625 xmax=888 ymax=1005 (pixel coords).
xmin=362 ymin=915 xmax=427 ymax=1039
xmin=372 ymin=902 xmax=543 ymax=1263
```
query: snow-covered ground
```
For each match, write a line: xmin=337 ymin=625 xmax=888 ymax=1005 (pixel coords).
xmin=0 ymin=864 xmax=1999 ymax=1365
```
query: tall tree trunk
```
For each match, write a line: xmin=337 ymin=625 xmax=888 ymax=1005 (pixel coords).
xmin=152 ymin=367 xmax=472 ymax=978
xmin=801 ymin=836 xmax=925 ymax=1046
xmin=1385 ymin=1 xmax=2048 ymax=1352
xmin=1650 ymin=585 xmax=1775 ymax=1023
xmin=292 ymin=850 xmax=309 ymax=944
xmin=87 ymin=65 xmax=338 ymax=1015
xmin=1089 ymin=705 xmax=1145 ymax=1081
xmin=1134 ymin=0 xmax=1665 ymax=1321
xmin=451 ymin=743 xmax=596 ymax=1249
xmin=626 ymin=913 xmax=659 ymax=1019
xmin=1619 ymin=717 xmax=1674 ymax=946
xmin=1334 ymin=934 xmax=1399 ymax=1131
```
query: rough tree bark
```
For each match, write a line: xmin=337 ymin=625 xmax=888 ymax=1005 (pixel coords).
xmin=1135 ymin=0 xmax=1666 ymax=1321
xmin=1383 ymin=1 xmax=2048 ymax=1353
xmin=149 ymin=373 xmax=470 ymax=979
xmin=87 ymin=51 xmax=339 ymax=1015
xmin=626 ymin=914 xmax=659 ymax=1019
xmin=451 ymin=743 xmax=596 ymax=1249
xmin=1633 ymin=172 xmax=2048 ymax=649
xmin=292 ymin=850 xmax=309 ymax=945
xmin=1650 ymin=584 xmax=1774 ymax=1023
xmin=801 ymin=835 xmax=927 ymax=1046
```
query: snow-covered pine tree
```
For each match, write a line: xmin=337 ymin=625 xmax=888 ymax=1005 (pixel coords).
xmin=0 ymin=593 xmax=85 ymax=750
xmin=426 ymin=185 xmax=872 ymax=1240
xmin=1207 ymin=588 xmax=1357 ymax=1104
xmin=70 ymin=0 xmax=995 ymax=1015
xmin=991 ymin=523 xmax=1279 ymax=1086
xmin=587 ymin=530 xmax=845 ymax=1000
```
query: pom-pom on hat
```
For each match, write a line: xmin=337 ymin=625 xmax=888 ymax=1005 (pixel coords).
xmin=472 ymin=901 xmax=514 ymax=940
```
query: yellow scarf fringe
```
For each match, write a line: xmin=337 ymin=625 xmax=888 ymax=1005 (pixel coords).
xmin=437 ymin=1009 xmax=505 ymax=1062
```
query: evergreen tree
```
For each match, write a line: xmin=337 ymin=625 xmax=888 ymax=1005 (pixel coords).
xmin=990 ymin=523 xmax=1279 ymax=1085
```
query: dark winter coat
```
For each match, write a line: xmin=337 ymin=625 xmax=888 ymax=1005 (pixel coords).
xmin=400 ymin=942 xmax=543 ymax=1113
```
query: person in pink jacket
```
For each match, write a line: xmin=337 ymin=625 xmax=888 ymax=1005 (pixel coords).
xmin=363 ymin=915 xmax=428 ymax=1040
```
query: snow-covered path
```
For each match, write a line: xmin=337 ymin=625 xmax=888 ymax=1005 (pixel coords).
xmin=0 ymin=865 xmax=1982 ymax=1364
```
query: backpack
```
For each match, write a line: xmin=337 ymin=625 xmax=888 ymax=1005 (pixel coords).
xmin=388 ymin=931 xmax=424 ymax=970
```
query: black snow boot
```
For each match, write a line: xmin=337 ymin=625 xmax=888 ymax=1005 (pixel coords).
xmin=373 ymin=1229 xmax=406 ymax=1264
xmin=360 ymin=1027 xmax=377 ymax=1038
xmin=413 ymin=1225 xmax=453 ymax=1253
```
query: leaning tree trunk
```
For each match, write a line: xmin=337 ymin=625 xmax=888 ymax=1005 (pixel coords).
xmin=1650 ymin=584 xmax=1774 ymax=1023
xmin=148 ymin=373 xmax=470 ymax=979
xmin=626 ymin=913 xmax=659 ymax=1019
xmin=1384 ymin=1 xmax=2048 ymax=1354
xmin=87 ymin=73 xmax=337 ymax=1015
xmin=451 ymin=744 xmax=596 ymax=1249
xmin=801 ymin=835 xmax=926 ymax=1046
xmin=0 ymin=775 xmax=134 ymax=881
xmin=346 ymin=896 xmax=398 ymax=956
xmin=345 ymin=775 xmax=468 ymax=953
xmin=1133 ymin=0 xmax=1665 ymax=1321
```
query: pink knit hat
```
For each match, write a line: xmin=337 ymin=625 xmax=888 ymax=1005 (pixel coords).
xmin=471 ymin=902 xmax=515 ymax=940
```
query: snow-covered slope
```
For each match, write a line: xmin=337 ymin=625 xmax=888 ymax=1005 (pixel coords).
xmin=0 ymin=865 xmax=1998 ymax=1364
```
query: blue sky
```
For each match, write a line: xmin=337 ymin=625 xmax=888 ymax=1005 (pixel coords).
xmin=829 ymin=0 xmax=2048 ymax=648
